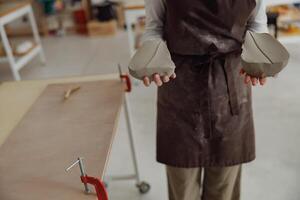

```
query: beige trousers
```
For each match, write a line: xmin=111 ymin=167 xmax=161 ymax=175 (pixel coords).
xmin=166 ymin=165 xmax=242 ymax=200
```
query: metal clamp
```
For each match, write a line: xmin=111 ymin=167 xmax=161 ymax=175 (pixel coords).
xmin=118 ymin=64 xmax=132 ymax=92
xmin=66 ymin=158 xmax=109 ymax=200
xmin=66 ymin=157 xmax=90 ymax=193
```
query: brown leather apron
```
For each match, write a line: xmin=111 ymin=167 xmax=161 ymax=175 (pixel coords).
xmin=157 ymin=0 xmax=257 ymax=167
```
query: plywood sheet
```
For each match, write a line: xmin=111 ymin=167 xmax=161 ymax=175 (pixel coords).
xmin=0 ymin=80 xmax=124 ymax=200
xmin=0 ymin=74 xmax=119 ymax=147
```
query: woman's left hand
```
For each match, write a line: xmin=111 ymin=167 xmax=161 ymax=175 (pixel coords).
xmin=240 ymin=69 xmax=267 ymax=86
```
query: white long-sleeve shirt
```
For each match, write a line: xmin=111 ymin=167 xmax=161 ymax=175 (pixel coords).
xmin=143 ymin=0 xmax=269 ymax=42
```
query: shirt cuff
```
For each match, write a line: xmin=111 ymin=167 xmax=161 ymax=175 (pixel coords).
xmin=247 ymin=22 xmax=269 ymax=33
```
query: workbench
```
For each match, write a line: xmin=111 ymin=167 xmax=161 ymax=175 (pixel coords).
xmin=0 ymin=74 xmax=150 ymax=199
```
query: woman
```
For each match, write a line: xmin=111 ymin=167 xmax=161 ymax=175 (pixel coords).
xmin=140 ymin=0 xmax=268 ymax=199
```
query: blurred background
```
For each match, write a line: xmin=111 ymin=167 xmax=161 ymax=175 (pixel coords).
xmin=0 ymin=0 xmax=299 ymax=199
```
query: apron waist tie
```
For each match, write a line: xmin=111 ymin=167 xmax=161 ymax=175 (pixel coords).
xmin=208 ymin=52 xmax=241 ymax=116
xmin=172 ymin=51 xmax=241 ymax=116
xmin=224 ymin=54 xmax=240 ymax=115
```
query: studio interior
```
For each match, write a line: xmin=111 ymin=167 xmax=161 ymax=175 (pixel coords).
xmin=0 ymin=0 xmax=299 ymax=200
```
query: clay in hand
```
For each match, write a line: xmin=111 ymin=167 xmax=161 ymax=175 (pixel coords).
xmin=128 ymin=39 xmax=176 ymax=81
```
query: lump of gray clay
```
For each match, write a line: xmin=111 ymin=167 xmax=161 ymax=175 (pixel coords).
xmin=128 ymin=39 xmax=176 ymax=80
xmin=241 ymin=31 xmax=290 ymax=77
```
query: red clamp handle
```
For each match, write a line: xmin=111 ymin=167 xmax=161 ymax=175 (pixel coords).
xmin=120 ymin=74 xmax=132 ymax=92
xmin=81 ymin=176 xmax=108 ymax=200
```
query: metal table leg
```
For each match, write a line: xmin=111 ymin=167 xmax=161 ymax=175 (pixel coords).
xmin=104 ymin=66 xmax=151 ymax=194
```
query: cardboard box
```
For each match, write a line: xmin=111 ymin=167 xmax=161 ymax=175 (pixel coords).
xmin=87 ymin=20 xmax=117 ymax=36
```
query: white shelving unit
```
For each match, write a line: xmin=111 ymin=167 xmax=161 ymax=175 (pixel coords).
xmin=0 ymin=3 xmax=46 ymax=81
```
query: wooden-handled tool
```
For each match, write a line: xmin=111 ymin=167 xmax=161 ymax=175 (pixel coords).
xmin=64 ymin=86 xmax=81 ymax=100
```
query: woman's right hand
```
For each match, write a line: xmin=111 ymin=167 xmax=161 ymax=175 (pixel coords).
xmin=143 ymin=73 xmax=176 ymax=87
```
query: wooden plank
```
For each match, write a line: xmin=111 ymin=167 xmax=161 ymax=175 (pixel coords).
xmin=0 ymin=2 xmax=30 ymax=17
xmin=125 ymin=5 xmax=145 ymax=10
xmin=81 ymin=0 xmax=92 ymax=20
xmin=0 ymin=79 xmax=124 ymax=200
xmin=123 ymin=0 xmax=145 ymax=10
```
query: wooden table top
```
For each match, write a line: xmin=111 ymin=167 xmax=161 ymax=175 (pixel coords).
xmin=0 ymin=74 xmax=119 ymax=145
xmin=0 ymin=2 xmax=30 ymax=18
xmin=0 ymin=74 xmax=124 ymax=200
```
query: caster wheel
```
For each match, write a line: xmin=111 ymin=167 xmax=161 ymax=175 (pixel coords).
xmin=136 ymin=181 xmax=151 ymax=194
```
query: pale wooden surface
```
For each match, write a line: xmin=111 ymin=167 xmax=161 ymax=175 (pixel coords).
xmin=0 ymin=2 xmax=29 ymax=17
xmin=0 ymin=74 xmax=119 ymax=146
xmin=0 ymin=74 xmax=124 ymax=200
xmin=123 ymin=0 xmax=144 ymax=10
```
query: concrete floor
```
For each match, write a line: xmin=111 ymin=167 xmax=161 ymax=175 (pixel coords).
xmin=0 ymin=31 xmax=299 ymax=200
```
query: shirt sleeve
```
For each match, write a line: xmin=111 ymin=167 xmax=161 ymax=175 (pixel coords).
xmin=247 ymin=0 xmax=269 ymax=33
xmin=142 ymin=0 xmax=166 ymax=42
xmin=142 ymin=0 xmax=268 ymax=43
